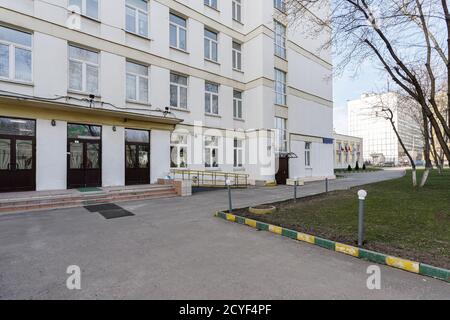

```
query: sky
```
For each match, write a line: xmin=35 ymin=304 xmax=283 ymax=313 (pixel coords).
xmin=332 ymin=60 xmax=387 ymax=134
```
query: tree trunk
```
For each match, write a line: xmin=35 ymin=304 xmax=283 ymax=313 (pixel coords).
xmin=420 ymin=110 xmax=433 ymax=187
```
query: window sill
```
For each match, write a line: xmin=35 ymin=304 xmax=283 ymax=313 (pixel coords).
xmin=233 ymin=167 xmax=245 ymax=172
xmin=274 ymin=54 xmax=288 ymax=62
xmin=274 ymin=103 xmax=288 ymax=108
xmin=232 ymin=18 xmax=244 ymax=26
xmin=233 ymin=118 xmax=245 ymax=122
xmin=204 ymin=167 xmax=221 ymax=171
xmin=0 ymin=78 xmax=34 ymax=87
xmin=126 ymin=100 xmax=151 ymax=107
xmin=170 ymin=107 xmax=190 ymax=113
xmin=204 ymin=58 xmax=220 ymax=66
xmin=79 ymin=14 xmax=101 ymax=24
xmin=204 ymin=5 xmax=220 ymax=13
xmin=232 ymin=68 xmax=244 ymax=74
xmin=124 ymin=30 xmax=152 ymax=41
xmin=205 ymin=113 xmax=221 ymax=118
xmin=170 ymin=46 xmax=189 ymax=54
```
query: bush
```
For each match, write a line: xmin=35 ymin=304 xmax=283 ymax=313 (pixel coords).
xmin=355 ymin=161 xmax=360 ymax=171
xmin=363 ymin=164 xmax=366 ymax=170
xmin=347 ymin=165 xmax=352 ymax=171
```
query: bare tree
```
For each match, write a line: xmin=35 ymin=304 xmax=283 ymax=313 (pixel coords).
xmin=284 ymin=0 xmax=450 ymax=164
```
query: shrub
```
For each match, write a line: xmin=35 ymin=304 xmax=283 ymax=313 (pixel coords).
xmin=363 ymin=164 xmax=366 ymax=170
xmin=355 ymin=161 xmax=360 ymax=171
xmin=347 ymin=165 xmax=352 ymax=171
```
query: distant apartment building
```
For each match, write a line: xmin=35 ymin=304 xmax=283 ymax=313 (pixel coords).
xmin=333 ymin=132 xmax=363 ymax=169
xmin=348 ymin=93 xmax=424 ymax=165
xmin=0 ymin=0 xmax=334 ymax=193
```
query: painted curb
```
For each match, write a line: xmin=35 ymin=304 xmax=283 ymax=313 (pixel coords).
xmin=215 ymin=211 xmax=450 ymax=283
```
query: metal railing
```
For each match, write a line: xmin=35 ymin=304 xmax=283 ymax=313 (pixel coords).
xmin=170 ymin=169 xmax=249 ymax=188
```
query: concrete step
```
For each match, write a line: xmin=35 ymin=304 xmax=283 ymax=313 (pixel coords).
xmin=0 ymin=187 xmax=178 ymax=213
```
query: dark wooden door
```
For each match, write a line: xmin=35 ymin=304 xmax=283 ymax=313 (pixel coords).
xmin=275 ymin=157 xmax=289 ymax=185
xmin=67 ymin=139 xmax=101 ymax=189
xmin=0 ymin=135 xmax=35 ymax=192
xmin=125 ymin=142 xmax=150 ymax=185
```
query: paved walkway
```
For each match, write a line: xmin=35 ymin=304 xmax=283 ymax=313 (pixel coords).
xmin=0 ymin=169 xmax=449 ymax=299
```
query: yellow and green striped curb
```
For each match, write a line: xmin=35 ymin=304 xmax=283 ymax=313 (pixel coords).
xmin=215 ymin=211 xmax=450 ymax=283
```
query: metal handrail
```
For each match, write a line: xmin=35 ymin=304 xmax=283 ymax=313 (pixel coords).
xmin=170 ymin=169 xmax=249 ymax=187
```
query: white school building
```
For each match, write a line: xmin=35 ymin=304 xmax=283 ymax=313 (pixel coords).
xmin=0 ymin=0 xmax=334 ymax=192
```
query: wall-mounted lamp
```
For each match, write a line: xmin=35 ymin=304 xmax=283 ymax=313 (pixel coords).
xmin=112 ymin=126 xmax=117 ymax=132
xmin=51 ymin=119 xmax=56 ymax=127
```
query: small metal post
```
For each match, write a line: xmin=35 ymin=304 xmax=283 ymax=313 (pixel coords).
xmin=357 ymin=190 xmax=367 ymax=247
xmin=325 ymin=178 xmax=329 ymax=193
xmin=294 ymin=180 xmax=298 ymax=202
xmin=226 ymin=179 xmax=232 ymax=213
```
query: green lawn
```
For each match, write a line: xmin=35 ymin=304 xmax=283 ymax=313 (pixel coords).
xmin=237 ymin=170 xmax=450 ymax=269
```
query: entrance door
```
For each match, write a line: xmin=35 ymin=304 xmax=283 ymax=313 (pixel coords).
xmin=125 ymin=129 xmax=150 ymax=185
xmin=0 ymin=117 xmax=36 ymax=192
xmin=275 ymin=156 xmax=289 ymax=185
xmin=67 ymin=124 xmax=101 ymax=189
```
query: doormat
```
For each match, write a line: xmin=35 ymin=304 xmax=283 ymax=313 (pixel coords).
xmin=84 ymin=203 xmax=135 ymax=219
xmin=77 ymin=187 xmax=102 ymax=193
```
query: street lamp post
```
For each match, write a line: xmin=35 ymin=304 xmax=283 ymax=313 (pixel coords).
xmin=357 ymin=190 xmax=368 ymax=247
xmin=226 ymin=179 xmax=233 ymax=213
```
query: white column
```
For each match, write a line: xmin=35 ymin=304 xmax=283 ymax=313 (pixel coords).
xmin=151 ymin=130 xmax=171 ymax=183
xmin=36 ymin=119 xmax=67 ymax=191
xmin=102 ymin=125 xmax=125 ymax=187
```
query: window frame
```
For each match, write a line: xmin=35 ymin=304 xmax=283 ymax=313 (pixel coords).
xmin=232 ymin=41 xmax=242 ymax=71
xmin=232 ymin=0 xmax=242 ymax=22
xmin=169 ymin=13 xmax=187 ymax=51
xmin=233 ymin=137 xmax=244 ymax=168
xmin=305 ymin=142 xmax=312 ymax=167
xmin=170 ymin=133 xmax=188 ymax=168
xmin=126 ymin=60 xmax=150 ymax=103
xmin=274 ymin=20 xmax=286 ymax=59
xmin=233 ymin=90 xmax=243 ymax=119
xmin=68 ymin=44 xmax=99 ymax=95
xmin=0 ymin=25 xmax=33 ymax=83
xmin=204 ymin=28 xmax=218 ymax=62
xmin=205 ymin=81 xmax=219 ymax=115
xmin=170 ymin=72 xmax=188 ymax=109
xmin=125 ymin=0 xmax=149 ymax=38
xmin=274 ymin=117 xmax=287 ymax=152
xmin=274 ymin=68 xmax=286 ymax=106
xmin=204 ymin=135 xmax=219 ymax=168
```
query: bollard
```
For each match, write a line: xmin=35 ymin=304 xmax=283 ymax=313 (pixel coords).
xmin=325 ymin=178 xmax=329 ymax=193
xmin=357 ymin=190 xmax=367 ymax=247
xmin=226 ymin=179 xmax=233 ymax=213
xmin=294 ymin=180 xmax=298 ymax=202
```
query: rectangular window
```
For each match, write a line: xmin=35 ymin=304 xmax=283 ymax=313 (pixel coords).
xmin=274 ymin=68 xmax=286 ymax=105
xmin=170 ymin=13 xmax=187 ymax=51
xmin=274 ymin=20 xmax=286 ymax=59
xmin=204 ymin=135 xmax=219 ymax=168
xmin=232 ymin=0 xmax=242 ymax=22
xmin=68 ymin=45 xmax=99 ymax=94
xmin=204 ymin=28 xmax=218 ymax=62
xmin=232 ymin=41 xmax=242 ymax=71
xmin=126 ymin=61 xmax=149 ymax=103
xmin=274 ymin=117 xmax=287 ymax=152
xmin=170 ymin=133 xmax=188 ymax=168
xmin=125 ymin=0 xmax=148 ymax=37
xmin=170 ymin=73 xmax=188 ymax=109
xmin=233 ymin=90 xmax=243 ymax=119
xmin=305 ymin=142 xmax=311 ymax=167
xmin=204 ymin=0 xmax=218 ymax=10
xmin=274 ymin=0 xmax=285 ymax=12
xmin=233 ymin=138 xmax=243 ymax=168
xmin=205 ymin=82 xmax=219 ymax=115
xmin=0 ymin=26 xmax=32 ymax=82
xmin=69 ymin=0 xmax=99 ymax=20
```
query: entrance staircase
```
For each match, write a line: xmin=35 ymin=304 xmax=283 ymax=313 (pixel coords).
xmin=0 ymin=184 xmax=178 ymax=214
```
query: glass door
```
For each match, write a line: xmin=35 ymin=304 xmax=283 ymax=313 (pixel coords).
xmin=125 ymin=129 xmax=150 ymax=185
